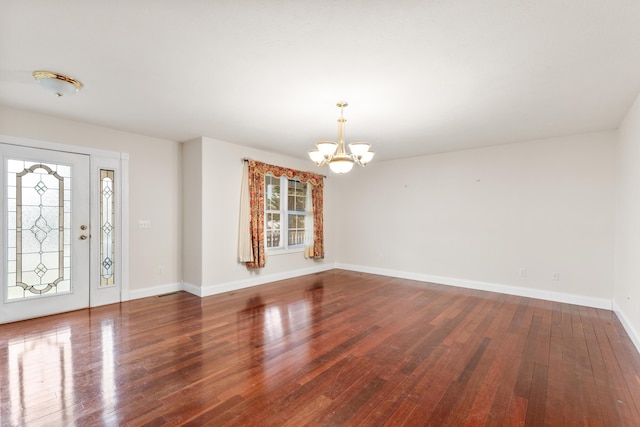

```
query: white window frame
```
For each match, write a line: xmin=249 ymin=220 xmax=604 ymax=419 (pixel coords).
xmin=264 ymin=175 xmax=310 ymax=255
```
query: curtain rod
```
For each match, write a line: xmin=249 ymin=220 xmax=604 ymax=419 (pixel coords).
xmin=241 ymin=157 xmax=326 ymax=178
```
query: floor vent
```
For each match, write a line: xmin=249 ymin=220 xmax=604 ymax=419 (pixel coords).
xmin=156 ymin=292 xmax=180 ymax=298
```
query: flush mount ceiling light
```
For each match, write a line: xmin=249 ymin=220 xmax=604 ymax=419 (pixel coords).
xmin=308 ymin=102 xmax=375 ymax=174
xmin=33 ymin=70 xmax=84 ymax=97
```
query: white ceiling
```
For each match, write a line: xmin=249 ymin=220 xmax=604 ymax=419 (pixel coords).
xmin=2 ymin=0 xmax=640 ymax=161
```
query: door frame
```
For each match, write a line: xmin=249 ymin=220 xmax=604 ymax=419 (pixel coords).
xmin=0 ymin=134 xmax=129 ymax=310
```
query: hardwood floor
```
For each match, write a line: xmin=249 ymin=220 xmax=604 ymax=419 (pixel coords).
xmin=1 ymin=269 xmax=640 ymax=426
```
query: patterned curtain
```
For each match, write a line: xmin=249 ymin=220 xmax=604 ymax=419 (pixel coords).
xmin=245 ymin=160 xmax=324 ymax=269
xmin=310 ymin=180 xmax=324 ymax=258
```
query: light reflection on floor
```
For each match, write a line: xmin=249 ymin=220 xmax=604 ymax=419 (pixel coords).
xmin=7 ymin=327 xmax=74 ymax=426
xmin=1 ymin=283 xmax=326 ymax=425
xmin=3 ymin=317 xmax=119 ymax=426
xmin=236 ymin=282 xmax=324 ymax=394
xmin=101 ymin=319 xmax=117 ymax=424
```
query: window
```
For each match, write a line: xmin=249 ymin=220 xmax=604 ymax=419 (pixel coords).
xmin=241 ymin=160 xmax=324 ymax=269
xmin=100 ymin=169 xmax=115 ymax=287
xmin=264 ymin=174 xmax=310 ymax=252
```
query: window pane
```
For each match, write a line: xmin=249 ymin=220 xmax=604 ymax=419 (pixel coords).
xmin=100 ymin=170 xmax=115 ymax=287
xmin=296 ymin=197 xmax=305 ymax=211
xmin=287 ymin=179 xmax=307 ymax=212
xmin=265 ymin=175 xmax=280 ymax=210
xmin=266 ymin=213 xmax=281 ymax=248
xmin=288 ymin=214 xmax=305 ymax=246
xmin=288 ymin=214 xmax=306 ymax=229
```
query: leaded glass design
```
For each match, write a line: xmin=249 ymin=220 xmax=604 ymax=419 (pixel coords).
xmin=100 ymin=170 xmax=115 ymax=286
xmin=7 ymin=160 xmax=71 ymax=300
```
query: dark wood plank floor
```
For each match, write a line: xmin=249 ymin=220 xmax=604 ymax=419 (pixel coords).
xmin=2 ymin=269 xmax=640 ymax=426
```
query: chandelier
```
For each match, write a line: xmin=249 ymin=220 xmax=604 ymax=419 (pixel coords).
xmin=308 ymin=102 xmax=375 ymax=174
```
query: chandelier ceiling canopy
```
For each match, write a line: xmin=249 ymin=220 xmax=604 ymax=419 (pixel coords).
xmin=308 ymin=102 xmax=375 ymax=174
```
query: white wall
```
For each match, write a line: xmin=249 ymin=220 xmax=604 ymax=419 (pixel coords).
xmin=0 ymin=103 xmax=627 ymax=322
xmin=0 ymin=105 xmax=182 ymax=294
xmin=335 ymin=131 xmax=617 ymax=308
xmin=181 ymin=137 xmax=336 ymax=296
xmin=615 ymin=93 xmax=640 ymax=350
xmin=182 ymin=138 xmax=203 ymax=288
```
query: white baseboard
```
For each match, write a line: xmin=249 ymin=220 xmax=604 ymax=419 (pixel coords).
xmin=128 ymin=265 xmax=335 ymax=300
xmin=198 ymin=263 xmax=336 ymax=297
xmin=335 ymin=263 xmax=612 ymax=310
xmin=182 ymin=281 xmax=201 ymax=297
xmin=132 ymin=265 xmax=611 ymax=310
xmin=128 ymin=282 xmax=183 ymax=300
xmin=613 ymin=301 xmax=640 ymax=355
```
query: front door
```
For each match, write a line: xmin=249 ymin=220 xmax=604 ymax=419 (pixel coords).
xmin=1 ymin=143 xmax=90 ymax=323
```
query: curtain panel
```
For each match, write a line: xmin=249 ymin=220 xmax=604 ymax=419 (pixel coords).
xmin=237 ymin=161 xmax=254 ymax=262
xmin=243 ymin=160 xmax=324 ymax=269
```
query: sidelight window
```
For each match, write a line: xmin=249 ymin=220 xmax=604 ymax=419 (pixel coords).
xmin=100 ymin=169 xmax=115 ymax=287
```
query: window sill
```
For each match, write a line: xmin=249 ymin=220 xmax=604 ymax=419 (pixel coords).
xmin=266 ymin=247 xmax=305 ymax=256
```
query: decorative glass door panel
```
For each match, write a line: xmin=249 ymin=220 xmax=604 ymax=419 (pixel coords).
xmin=8 ymin=161 xmax=70 ymax=299
xmin=100 ymin=169 xmax=115 ymax=287
xmin=1 ymin=144 xmax=90 ymax=324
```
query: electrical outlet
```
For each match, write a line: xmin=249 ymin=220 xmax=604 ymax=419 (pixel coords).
xmin=552 ymin=272 xmax=560 ymax=281
xmin=519 ymin=268 xmax=527 ymax=277
xmin=138 ymin=220 xmax=152 ymax=229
